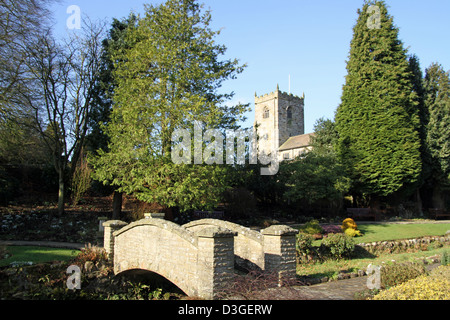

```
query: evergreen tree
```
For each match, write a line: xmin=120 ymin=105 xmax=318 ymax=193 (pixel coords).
xmin=423 ymin=63 xmax=450 ymax=208
xmin=407 ymin=54 xmax=427 ymax=212
xmin=310 ymin=117 xmax=339 ymax=156
xmin=335 ymin=0 xmax=422 ymax=201
xmin=90 ymin=0 xmax=248 ymax=213
xmin=86 ymin=14 xmax=139 ymax=155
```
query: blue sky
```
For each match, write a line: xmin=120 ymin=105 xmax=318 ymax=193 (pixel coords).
xmin=50 ymin=0 xmax=450 ymax=133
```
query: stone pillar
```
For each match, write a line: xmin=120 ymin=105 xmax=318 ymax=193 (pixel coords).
xmin=103 ymin=220 xmax=127 ymax=260
xmin=262 ymin=225 xmax=297 ymax=285
xmin=196 ymin=226 xmax=236 ymax=300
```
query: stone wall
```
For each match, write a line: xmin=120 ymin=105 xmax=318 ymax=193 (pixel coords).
xmin=357 ymin=234 xmax=450 ymax=254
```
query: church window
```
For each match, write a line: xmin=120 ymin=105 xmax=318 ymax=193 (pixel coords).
xmin=263 ymin=107 xmax=270 ymax=119
xmin=287 ymin=107 xmax=292 ymax=119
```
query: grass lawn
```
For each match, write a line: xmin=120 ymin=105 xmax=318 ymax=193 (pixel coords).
xmin=299 ymin=222 xmax=450 ymax=280
xmin=310 ymin=222 xmax=450 ymax=246
xmin=297 ymin=244 xmax=450 ymax=280
xmin=355 ymin=223 xmax=450 ymax=244
xmin=0 ymin=246 xmax=79 ymax=267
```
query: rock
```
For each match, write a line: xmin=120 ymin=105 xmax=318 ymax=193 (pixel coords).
xmin=307 ymin=278 xmax=321 ymax=285
xmin=337 ymin=273 xmax=350 ymax=280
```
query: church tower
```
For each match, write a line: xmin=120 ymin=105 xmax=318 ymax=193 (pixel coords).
xmin=254 ymin=85 xmax=305 ymax=157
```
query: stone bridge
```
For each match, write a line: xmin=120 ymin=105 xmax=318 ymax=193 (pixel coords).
xmin=103 ymin=217 xmax=297 ymax=300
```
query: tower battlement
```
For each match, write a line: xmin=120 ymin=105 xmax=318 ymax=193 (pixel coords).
xmin=255 ymin=87 xmax=305 ymax=104
xmin=254 ymin=85 xmax=305 ymax=157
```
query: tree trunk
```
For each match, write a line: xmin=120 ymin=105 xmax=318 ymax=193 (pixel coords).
xmin=112 ymin=191 xmax=123 ymax=220
xmin=432 ymin=186 xmax=445 ymax=209
xmin=57 ymin=169 xmax=65 ymax=216
xmin=415 ymin=188 xmax=423 ymax=215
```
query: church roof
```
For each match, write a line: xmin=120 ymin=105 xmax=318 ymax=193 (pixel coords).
xmin=279 ymin=133 xmax=315 ymax=151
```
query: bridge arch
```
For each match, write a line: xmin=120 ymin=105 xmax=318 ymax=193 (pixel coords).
xmin=117 ymin=268 xmax=188 ymax=296
xmin=111 ymin=219 xmax=198 ymax=296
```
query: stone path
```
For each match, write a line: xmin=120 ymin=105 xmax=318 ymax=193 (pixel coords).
xmin=245 ymin=276 xmax=369 ymax=300
xmin=291 ymin=276 xmax=368 ymax=300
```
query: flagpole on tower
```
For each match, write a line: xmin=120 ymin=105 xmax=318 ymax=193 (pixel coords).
xmin=289 ymin=74 xmax=291 ymax=94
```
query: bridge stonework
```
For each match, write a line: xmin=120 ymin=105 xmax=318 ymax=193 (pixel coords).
xmin=103 ymin=218 xmax=297 ymax=300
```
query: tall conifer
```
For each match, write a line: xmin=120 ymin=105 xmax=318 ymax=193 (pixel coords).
xmin=335 ymin=0 xmax=421 ymax=200
xmin=423 ymin=63 xmax=450 ymax=207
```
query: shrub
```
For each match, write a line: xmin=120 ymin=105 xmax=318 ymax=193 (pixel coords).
xmin=344 ymin=228 xmax=362 ymax=237
xmin=380 ymin=262 xmax=426 ymax=289
xmin=296 ymin=232 xmax=315 ymax=263
xmin=342 ymin=218 xmax=357 ymax=230
xmin=300 ymin=219 xmax=324 ymax=235
xmin=372 ymin=266 xmax=450 ymax=300
xmin=321 ymin=224 xmax=342 ymax=235
xmin=320 ymin=233 xmax=355 ymax=259
xmin=441 ymin=251 xmax=450 ymax=266
xmin=341 ymin=218 xmax=362 ymax=237
xmin=217 ymin=270 xmax=304 ymax=300
xmin=71 ymin=154 xmax=92 ymax=205
xmin=73 ymin=244 xmax=108 ymax=266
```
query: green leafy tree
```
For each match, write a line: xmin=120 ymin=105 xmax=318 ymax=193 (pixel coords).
xmin=283 ymin=152 xmax=350 ymax=208
xmin=310 ymin=117 xmax=338 ymax=155
xmin=279 ymin=119 xmax=349 ymax=213
xmin=86 ymin=14 xmax=140 ymax=155
xmin=90 ymin=0 xmax=248 ymax=213
xmin=423 ymin=63 xmax=450 ymax=208
xmin=86 ymin=15 xmax=140 ymax=218
xmin=335 ymin=0 xmax=421 ymax=202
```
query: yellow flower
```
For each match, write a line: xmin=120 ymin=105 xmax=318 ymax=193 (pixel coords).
xmin=342 ymin=218 xmax=361 ymax=237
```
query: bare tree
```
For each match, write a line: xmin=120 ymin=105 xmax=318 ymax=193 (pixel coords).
xmin=22 ymin=20 xmax=105 ymax=215
xmin=0 ymin=0 xmax=55 ymax=120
